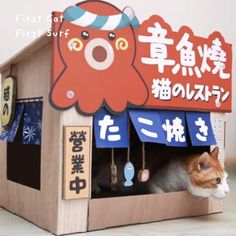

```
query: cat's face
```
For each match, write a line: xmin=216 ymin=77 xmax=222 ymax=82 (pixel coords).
xmin=186 ymin=147 xmax=230 ymax=199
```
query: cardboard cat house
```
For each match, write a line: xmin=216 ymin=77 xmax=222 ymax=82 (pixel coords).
xmin=0 ymin=1 xmax=232 ymax=235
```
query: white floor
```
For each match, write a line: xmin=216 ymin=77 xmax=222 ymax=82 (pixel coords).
xmin=0 ymin=171 xmax=236 ymax=236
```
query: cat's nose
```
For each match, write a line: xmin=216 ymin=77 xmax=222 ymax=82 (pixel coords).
xmin=224 ymin=189 xmax=230 ymax=195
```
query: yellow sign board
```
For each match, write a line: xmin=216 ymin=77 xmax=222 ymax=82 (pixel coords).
xmin=63 ymin=126 xmax=91 ymax=200
xmin=1 ymin=77 xmax=16 ymax=128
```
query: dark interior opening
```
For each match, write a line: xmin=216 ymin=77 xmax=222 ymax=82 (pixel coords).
xmin=92 ymin=119 xmax=209 ymax=198
xmin=7 ymin=117 xmax=41 ymax=190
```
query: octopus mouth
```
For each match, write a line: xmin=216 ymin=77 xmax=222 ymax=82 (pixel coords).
xmin=84 ymin=38 xmax=114 ymax=70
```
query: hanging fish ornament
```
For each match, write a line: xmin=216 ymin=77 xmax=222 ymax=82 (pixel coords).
xmin=124 ymin=161 xmax=135 ymax=187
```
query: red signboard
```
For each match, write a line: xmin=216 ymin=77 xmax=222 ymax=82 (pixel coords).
xmin=50 ymin=1 xmax=232 ymax=115
xmin=135 ymin=15 xmax=232 ymax=112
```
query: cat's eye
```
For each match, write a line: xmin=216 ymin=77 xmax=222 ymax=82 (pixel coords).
xmin=216 ymin=177 xmax=221 ymax=184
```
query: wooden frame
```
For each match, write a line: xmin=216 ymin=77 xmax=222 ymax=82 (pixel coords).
xmin=0 ymin=35 xmax=226 ymax=235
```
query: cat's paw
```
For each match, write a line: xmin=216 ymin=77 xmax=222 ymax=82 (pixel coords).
xmin=149 ymin=184 xmax=165 ymax=194
xmin=92 ymin=184 xmax=102 ymax=194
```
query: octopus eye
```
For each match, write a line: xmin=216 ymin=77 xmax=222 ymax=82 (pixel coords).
xmin=108 ymin=32 xmax=116 ymax=41
xmin=81 ymin=31 xmax=89 ymax=40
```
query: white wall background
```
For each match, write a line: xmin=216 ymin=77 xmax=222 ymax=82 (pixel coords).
xmin=0 ymin=0 xmax=235 ymax=158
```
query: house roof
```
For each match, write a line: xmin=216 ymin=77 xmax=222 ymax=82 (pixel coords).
xmin=0 ymin=33 xmax=51 ymax=73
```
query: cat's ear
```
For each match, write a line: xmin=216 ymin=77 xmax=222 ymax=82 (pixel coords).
xmin=197 ymin=152 xmax=209 ymax=171
xmin=211 ymin=146 xmax=219 ymax=160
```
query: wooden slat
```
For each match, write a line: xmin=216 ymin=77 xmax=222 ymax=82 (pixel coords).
xmin=88 ymin=191 xmax=223 ymax=231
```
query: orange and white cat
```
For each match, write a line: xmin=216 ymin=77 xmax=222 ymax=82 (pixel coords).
xmin=149 ymin=147 xmax=230 ymax=199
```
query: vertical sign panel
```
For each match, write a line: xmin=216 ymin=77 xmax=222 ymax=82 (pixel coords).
xmin=63 ymin=126 xmax=91 ymax=200
xmin=129 ymin=109 xmax=166 ymax=144
xmin=1 ymin=76 xmax=16 ymax=128
xmin=94 ymin=107 xmax=129 ymax=148
xmin=158 ymin=110 xmax=188 ymax=147
xmin=186 ymin=112 xmax=216 ymax=146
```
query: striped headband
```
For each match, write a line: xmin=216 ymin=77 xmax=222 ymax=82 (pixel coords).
xmin=63 ymin=5 xmax=139 ymax=30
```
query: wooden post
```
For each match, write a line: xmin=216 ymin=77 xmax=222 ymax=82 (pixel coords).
xmin=55 ymin=107 xmax=92 ymax=235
